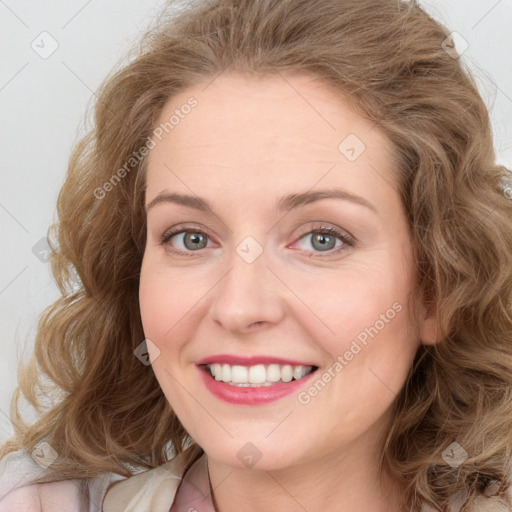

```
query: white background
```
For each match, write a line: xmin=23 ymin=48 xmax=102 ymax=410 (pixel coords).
xmin=1 ymin=0 xmax=511 ymax=442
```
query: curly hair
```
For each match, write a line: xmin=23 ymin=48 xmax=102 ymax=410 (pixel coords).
xmin=2 ymin=0 xmax=512 ymax=510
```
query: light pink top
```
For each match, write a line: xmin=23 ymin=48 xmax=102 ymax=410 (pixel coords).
xmin=169 ymin=453 xmax=216 ymax=512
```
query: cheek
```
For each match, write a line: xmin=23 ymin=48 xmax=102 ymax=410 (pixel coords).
xmin=294 ymin=260 xmax=406 ymax=340
xmin=138 ymin=262 xmax=184 ymax=343
xmin=138 ymin=269 xmax=190 ymax=393
xmin=139 ymin=272 xmax=163 ymax=339
xmin=295 ymin=263 xmax=416 ymax=388
xmin=138 ymin=260 xmax=214 ymax=352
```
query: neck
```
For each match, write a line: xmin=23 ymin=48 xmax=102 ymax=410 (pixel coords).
xmin=206 ymin=432 xmax=405 ymax=512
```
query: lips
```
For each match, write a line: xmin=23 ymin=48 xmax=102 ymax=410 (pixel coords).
xmin=197 ymin=363 xmax=319 ymax=405
xmin=196 ymin=354 xmax=317 ymax=366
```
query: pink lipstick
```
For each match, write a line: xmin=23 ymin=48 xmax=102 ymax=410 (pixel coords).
xmin=196 ymin=360 xmax=319 ymax=405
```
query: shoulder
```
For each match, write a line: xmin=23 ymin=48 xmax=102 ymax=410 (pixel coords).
xmin=0 ymin=484 xmax=41 ymax=511
xmin=0 ymin=450 xmax=126 ymax=512
xmin=0 ymin=449 xmax=47 ymax=510
xmin=465 ymin=495 xmax=511 ymax=512
xmin=0 ymin=480 xmax=83 ymax=512
xmin=446 ymin=470 xmax=512 ymax=512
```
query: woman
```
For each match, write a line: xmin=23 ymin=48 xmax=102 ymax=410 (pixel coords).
xmin=1 ymin=0 xmax=511 ymax=510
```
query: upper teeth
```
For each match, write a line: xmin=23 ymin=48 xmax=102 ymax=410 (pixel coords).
xmin=207 ymin=363 xmax=314 ymax=384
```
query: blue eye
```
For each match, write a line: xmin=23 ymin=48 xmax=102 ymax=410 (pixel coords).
xmin=161 ymin=228 xmax=212 ymax=253
xmin=294 ymin=227 xmax=353 ymax=254
xmin=160 ymin=224 xmax=354 ymax=257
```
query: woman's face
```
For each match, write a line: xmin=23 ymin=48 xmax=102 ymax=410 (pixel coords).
xmin=139 ymin=72 xmax=436 ymax=471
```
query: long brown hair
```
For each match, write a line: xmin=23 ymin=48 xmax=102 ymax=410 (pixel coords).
xmin=2 ymin=0 xmax=512 ymax=510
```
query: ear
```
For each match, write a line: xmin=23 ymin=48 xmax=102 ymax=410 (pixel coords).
xmin=419 ymin=301 xmax=453 ymax=345
xmin=419 ymin=312 xmax=441 ymax=345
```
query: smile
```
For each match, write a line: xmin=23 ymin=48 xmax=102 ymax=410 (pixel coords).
xmin=205 ymin=363 xmax=316 ymax=386
xmin=197 ymin=363 xmax=319 ymax=405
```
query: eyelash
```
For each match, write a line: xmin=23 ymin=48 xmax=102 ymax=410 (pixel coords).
xmin=159 ymin=223 xmax=355 ymax=258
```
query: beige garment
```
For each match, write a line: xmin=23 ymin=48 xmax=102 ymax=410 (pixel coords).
xmin=103 ymin=451 xmax=191 ymax=512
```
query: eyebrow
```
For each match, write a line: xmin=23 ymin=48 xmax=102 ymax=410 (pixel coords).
xmin=146 ymin=188 xmax=378 ymax=214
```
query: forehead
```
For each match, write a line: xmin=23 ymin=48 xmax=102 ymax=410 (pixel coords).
xmin=145 ymin=72 xmax=399 ymax=212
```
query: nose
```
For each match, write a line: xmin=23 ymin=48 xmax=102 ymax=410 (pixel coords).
xmin=209 ymin=244 xmax=286 ymax=334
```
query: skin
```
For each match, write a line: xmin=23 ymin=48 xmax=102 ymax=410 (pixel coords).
xmin=139 ymin=71 xmax=439 ymax=512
